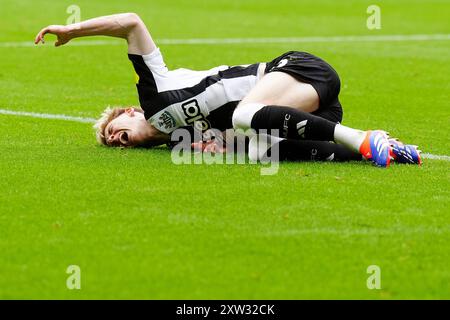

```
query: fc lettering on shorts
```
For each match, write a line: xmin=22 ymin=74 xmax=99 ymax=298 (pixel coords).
xmin=282 ymin=113 xmax=290 ymax=137
xmin=182 ymin=99 xmax=211 ymax=131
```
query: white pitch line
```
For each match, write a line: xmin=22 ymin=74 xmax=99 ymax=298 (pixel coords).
xmin=0 ymin=109 xmax=95 ymax=123
xmin=158 ymin=34 xmax=450 ymax=45
xmin=1 ymin=34 xmax=450 ymax=48
xmin=421 ymin=153 xmax=450 ymax=161
xmin=1 ymin=108 xmax=449 ymax=162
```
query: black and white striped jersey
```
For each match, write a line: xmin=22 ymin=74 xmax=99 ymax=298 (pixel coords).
xmin=128 ymin=48 xmax=263 ymax=133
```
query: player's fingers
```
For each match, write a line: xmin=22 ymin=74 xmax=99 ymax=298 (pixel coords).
xmin=34 ymin=31 xmax=42 ymax=44
xmin=205 ymin=144 xmax=218 ymax=154
xmin=191 ymin=141 xmax=204 ymax=151
xmin=203 ymin=143 xmax=211 ymax=153
xmin=207 ymin=144 xmax=215 ymax=153
xmin=34 ymin=27 xmax=49 ymax=44
xmin=34 ymin=33 xmax=42 ymax=44
xmin=36 ymin=27 xmax=50 ymax=44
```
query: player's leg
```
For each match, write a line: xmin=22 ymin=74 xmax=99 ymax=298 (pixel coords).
xmin=239 ymin=72 xmax=356 ymax=162
xmin=234 ymin=51 xmax=391 ymax=167
xmin=242 ymin=92 xmax=362 ymax=163
xmin=236 ymin=53 xmax=353 ymax=163
xmin=240 ymin=50 xmax=342 ymax=117
xmin=248 ymin=134 xmax=362 ymax=163
xmin=239 ymin=71 xmax=320 ymax=113
xmin=233 ymin=68 xmax=364 ymax=152
xmin=233 ymin=102 xmax=391 ymax=167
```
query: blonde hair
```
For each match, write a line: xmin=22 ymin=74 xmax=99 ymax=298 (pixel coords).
xmin=93 ymin=106 xmax=143 ymax=145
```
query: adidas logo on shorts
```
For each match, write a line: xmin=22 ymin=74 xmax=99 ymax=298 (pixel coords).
xmin=296 ymin=120 xmax=307 ymax=138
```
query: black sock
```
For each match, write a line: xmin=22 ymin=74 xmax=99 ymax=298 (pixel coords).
xmin=250 ymin=105 xmax=337 ymax=141
xmin=270 ymin=139 xmax=362 ymax=162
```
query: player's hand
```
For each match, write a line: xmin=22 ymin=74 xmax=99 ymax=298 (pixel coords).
xmin=191 ymin=140 xmax=226 ymax=154
xmin=34 ymin=25 xmax=72 ymax=47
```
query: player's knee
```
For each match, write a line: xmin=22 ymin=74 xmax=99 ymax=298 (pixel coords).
xmin=232 ymin=103 xmax=266 ymax=130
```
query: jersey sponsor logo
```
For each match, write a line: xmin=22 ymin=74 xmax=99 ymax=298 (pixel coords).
xmin=157 ymin=111 xmax=176 ymax=130
xmin=181 ymin=99 xmax=211 ymax=132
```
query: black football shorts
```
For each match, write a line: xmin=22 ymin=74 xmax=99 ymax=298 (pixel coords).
xmin=265 ymin=51 xmax=343 ymax=123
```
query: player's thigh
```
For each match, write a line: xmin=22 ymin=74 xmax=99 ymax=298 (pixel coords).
xmin=239 ymin=71 xmax=319 ymax=112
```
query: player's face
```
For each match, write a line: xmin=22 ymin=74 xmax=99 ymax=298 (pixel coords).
xmin=105 ymin=108 xmax=149 ymax=147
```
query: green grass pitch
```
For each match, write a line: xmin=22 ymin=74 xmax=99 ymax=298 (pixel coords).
xmin=0 ymin=0 xmax=449 ymax=299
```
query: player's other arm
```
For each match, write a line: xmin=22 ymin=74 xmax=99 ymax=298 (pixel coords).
xmin=34 ymin=13 xmax=155 ymax=55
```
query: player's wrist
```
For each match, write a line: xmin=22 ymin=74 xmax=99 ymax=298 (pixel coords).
xmin=65 ymin=23 xmax=81 ymax=38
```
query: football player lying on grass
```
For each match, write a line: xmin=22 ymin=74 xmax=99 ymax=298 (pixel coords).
xmin=35 ymin=13 xmax=422 ymax=167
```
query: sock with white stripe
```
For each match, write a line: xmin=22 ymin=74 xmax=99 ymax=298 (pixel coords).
xmin=249 ymin=134 xmax=362 ymax=162
xmin=235 ymin=104 xmax=367 ymax=153
xmin=249 ymin=105 xmax=336 ymax=141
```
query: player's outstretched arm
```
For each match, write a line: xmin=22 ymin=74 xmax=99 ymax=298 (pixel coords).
xmin=34 ymin=13 xmax=156 ymax=55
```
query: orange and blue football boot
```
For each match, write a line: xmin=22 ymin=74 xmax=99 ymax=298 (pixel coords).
xmin=389 ymin=139 xmax=422 ymax=165
xmin=359 ymin=130 xmax=391 ymax=167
